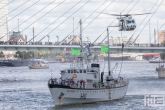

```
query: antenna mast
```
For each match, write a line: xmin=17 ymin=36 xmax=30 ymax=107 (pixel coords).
xmin=80 ymin=19 xmax=83 ymax=52
xmin=107 ymin=27 xmax=111 ymax=76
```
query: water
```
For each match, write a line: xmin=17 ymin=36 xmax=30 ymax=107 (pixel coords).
xmin=0 ymin=61 xmax=165 ymax=110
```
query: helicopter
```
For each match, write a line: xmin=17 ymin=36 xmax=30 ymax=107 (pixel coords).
xmin=103 ymin=13 xmax=152 ymax=31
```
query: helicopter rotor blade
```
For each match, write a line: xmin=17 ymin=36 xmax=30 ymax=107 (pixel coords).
xmin=123 ymin=13 xmax=152 ymax=16
xmin=101 ymin=12 xmax=152 ymax=17
xmin=102 ymin=13 xmax=122 ymax=16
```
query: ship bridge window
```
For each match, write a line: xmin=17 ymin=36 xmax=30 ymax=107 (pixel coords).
xmin=132 ymin=20 xmax=135 ymax=23
xmin=61 ymin=70 xmax=65 ymax=73
xmin=71 ymin=70 xmax=73 ymax=73
xmin=68 ymin=70 xmax=70 ymax=73
xmin=77 ymin=70 xmax=80 ymax=73
xmin=80 ymin=70 xmax=82 ymax=73
xmin=74 ymin=70 xmax=76 ymax=73
xmin=84 ymin=70 xmax=86 ymax=73
xmin=126 ymin=20 xmax=131 ymax=24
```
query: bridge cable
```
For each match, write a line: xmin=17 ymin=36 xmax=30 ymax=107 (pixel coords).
xmin=0 ymin=0 xmax=15 ymax=10
xmin=118 ymin=0 xmax=141 ymax=78
xmin=66 ymin=0 xmax=116 ymax=45
xmin=125 ymin=0 xmax=159 ymax=46
xmin=1 ymin=0 xmax=66 ymax=41
xmin=28 ymin=0 xmax=83 ymax=42
xmin=38 ymin=0 xmax=90 ymax=42
xmin=99 ymin=0 xmax=140 ymax=45
xmin=7 ymin=0 xmax=59 ymax=41
xmin=0 ymin=0 xmax=32 ymax=20
xmin=59 ymin=0 xmax=116 ymax=45
xmin=68 ymin=0 xmax=137 ymax=45
xmin=66 ymin=0 xmax=113 ymax=44
xmin=131 ymin=0 xmax=163 ymax=45
xmin=94 ymin=0 xmax=139 ymax=44
xmin=40 ymin=0 xmax=92 ymax=42
xmin=0 ymin=0 xmax=42 ymax=28
xmin=83 ymin=0 xmax=135 ymax=31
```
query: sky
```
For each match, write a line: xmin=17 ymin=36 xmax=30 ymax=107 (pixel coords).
xmin=5 ymin=0 xmax=165 ymax=43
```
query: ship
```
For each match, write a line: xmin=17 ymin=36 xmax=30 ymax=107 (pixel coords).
xmin=149 ymin=56 xmax=165 ymax=63
xmin=48 ymin=19 xmax=129 ymax=106
xmin=156 ymin=64 xmax=165 ymax=78
xmin=0 ymin=59 xmax=35 ymax=67
xmin=28 ymin=59 xmax=49 ymax=69
xmin=0 ymin=58 xmax=49 ymax=67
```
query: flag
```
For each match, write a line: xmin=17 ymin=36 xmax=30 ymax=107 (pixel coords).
xmin=64 ymin=47 xmax=69 ymax=51
xmin=101 ymin=46 xmax=108 ymax=53
xmin=85 ymin=45 xmax=90 ymax=52
xmin=85 ymin=44 xmax=91 ymax=57
xmin=71 ymin=48 xmax=81 ymax=55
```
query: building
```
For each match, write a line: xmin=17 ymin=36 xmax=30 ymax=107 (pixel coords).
xmin=9 ymin=31 xmax=27 ymax=44
xmin=0 ymin=0 xmax=8 ymax=41
xmin=106 ymin=36 xmax=140 ymax=45
xmin=158 ymin=30 xmax=165 ymax=44
xmin=64 ymin=35 xmax=80 ymax=45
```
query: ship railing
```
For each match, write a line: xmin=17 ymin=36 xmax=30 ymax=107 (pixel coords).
xmin=123 ymin=78 xmax=129 ymax=86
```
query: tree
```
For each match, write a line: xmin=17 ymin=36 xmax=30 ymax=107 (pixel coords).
xmin=15 ymin=51 xmax=34 ymax=59
xmin=0 ymin=51 xmax=4 ymax=57
xmin=160 ymin=53 xmax=165 ymax=60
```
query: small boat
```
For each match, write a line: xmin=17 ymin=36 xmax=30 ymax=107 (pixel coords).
xmin=28 ymin=59 xmax=49 ymax=69
xmin=156 ymin=65 xmax=165 ymax=78
xmin=149 ymin=56 xmax=165 ymax=63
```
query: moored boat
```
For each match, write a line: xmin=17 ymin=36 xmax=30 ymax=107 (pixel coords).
xmin=149 ymin=56 xmax=165 ymax=63
xmin=28 ymin=59 xmax=49 ymax=69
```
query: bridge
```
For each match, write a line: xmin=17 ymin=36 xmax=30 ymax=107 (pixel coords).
xmin=0 ymin=44 xmax=165 ymax=53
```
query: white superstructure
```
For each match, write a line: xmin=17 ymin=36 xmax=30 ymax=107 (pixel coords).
xmin=0 ymin=0 xmax=8 ymax=41
xmin=48 ymin=58 xmax=129 ymax=106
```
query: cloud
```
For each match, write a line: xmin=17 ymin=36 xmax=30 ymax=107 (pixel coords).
xmin=5 ymin=0 xmax=165 ymax=43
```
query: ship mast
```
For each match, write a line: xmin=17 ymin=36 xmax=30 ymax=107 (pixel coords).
xmin=79 ymin=19 xmax=83 ymax=53
xmin=107 ymin=27 xmax=111 ymax=76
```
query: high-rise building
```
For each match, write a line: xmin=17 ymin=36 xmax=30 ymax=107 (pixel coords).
xmin=158 ymin=30 xmax=165 ymax=44
xmin=0 ymin=0 xmax=8 ymax=41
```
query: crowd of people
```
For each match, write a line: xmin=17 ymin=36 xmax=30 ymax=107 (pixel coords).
xmin=49 ymin=78 xmax=86 ymax=89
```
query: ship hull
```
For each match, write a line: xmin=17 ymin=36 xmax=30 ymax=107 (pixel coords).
xmin=149 ymin=61 xmax=165 ymax=63
xmin=156 ymin=67 xmax=165 ymax=78
xmin=28 ymin=66 xmax=49 ymax=69
xmin=48 ymin=84 xmax=128 ymax=106
xmin=0 ymin=60 xmax=36 ymax=67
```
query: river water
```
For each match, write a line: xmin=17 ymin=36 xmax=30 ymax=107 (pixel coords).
xmin=0 ymin=61 xmax=165 ymax=110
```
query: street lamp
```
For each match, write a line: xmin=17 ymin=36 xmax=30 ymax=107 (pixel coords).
xmin=18 ymin=19 xmax=19 ymax=32
xmin=111 ymin=36 xmax=114 ymax=45
xmin=86 ymin=37 xmax=89 ymax=43
xmin=47 ymin=35 xmax=50 ymax=43
xmin=56 ymin=36 xmax=59 ymax=43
